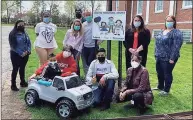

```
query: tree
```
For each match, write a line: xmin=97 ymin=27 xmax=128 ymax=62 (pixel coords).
xmin=64 ymin=1 xmax=76 ymax=21
xmin=31 ymin=1 xmax=41 ymax=23
xmin=1 ymin=1 xmax=19 ymax=23
xmin=51 ymin=3 xmax=60 ymax=24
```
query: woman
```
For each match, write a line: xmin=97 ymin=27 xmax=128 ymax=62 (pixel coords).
xmin=9 ymin=20 xmax=31 ymax=91
xmin=123 ymin=15 xmax=151 ymax=70
xmin=34 ymin=10 xmax=58 ymax=66
xmin=116 ymin=54 xmax=153 ymax=114
xmin=63 ymin=19 xmax=84 ymax=76
xmin=154 ymin=15 xmax=183 ymax=96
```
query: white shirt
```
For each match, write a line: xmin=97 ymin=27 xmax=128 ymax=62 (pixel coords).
xmin=83 ymin=21 xmax=96 ymax=48
xmin=34 ymin=22 xmax=58 ymax=48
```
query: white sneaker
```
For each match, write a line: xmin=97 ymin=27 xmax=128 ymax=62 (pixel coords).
xmin=159 ymin=91 xmax=169 ymax=96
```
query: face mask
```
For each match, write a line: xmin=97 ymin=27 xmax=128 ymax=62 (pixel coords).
xmin=43 ymin=17 xmax=50 ymax=23
xmin=134 ymin=21 xmax=141 ymax=28
xmin=166 ymin=22 xmax=174 ymax=29
xmin=74 ymin=25 xmax=80 ymax=31
xmin=63 ymin=51 xmax=71 ymax=58
xmin=17 ymin=26 xmax=24 ymax=32
xmin=86 ymin=16 xmax=92 ymax=23
xmin=131 ymin=61 xmax=140 ymax=68
xmin=49 ymin=61 xmax=57 ymax=66
xmin=98 ymin=57 xmax=105 ymax=63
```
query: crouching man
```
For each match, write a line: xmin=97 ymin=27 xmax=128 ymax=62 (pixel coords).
xmin=86 ymin=48 xmax=119 ymax=111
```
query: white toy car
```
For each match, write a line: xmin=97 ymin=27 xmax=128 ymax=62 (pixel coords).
xmin=24 ymin=73 xmax=94 ymax=119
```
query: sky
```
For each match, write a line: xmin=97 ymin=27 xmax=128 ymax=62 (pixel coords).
xmin=21 ymin=1 xmax=107 ymax=13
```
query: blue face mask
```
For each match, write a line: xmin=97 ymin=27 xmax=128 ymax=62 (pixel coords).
xmin=166 ymin=22 xmax=174 ymax=29
xmin=43 ymin=17 xmax=50 ymax=23
xmin=86 ymin=16 xmax=92 ymax=23
xmin=74 ymin=25 xmax=80 ymax=31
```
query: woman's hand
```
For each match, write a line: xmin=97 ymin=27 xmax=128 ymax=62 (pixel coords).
xmin=21 ymin=51 xmax=28 ymax=57
xmin=169 ymin=60 xmax=174 ymax=64
xmin=129 ymin=48 xmax=136 ymax=54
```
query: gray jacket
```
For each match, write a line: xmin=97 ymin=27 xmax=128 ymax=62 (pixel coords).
xmin=86 ymin=59 xmax=119 ymax=86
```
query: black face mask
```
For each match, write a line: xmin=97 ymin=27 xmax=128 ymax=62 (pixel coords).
xmin=76 ymin=13 xmax=82 ymax=19
xmin=17 ymin=26 xmax=24 ymax=32
xmin=98 ymin=57 xmax=105 ymax=63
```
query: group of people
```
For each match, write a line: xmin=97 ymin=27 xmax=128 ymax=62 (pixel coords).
xmin=8 ymin=9 xmax=183 ymax=115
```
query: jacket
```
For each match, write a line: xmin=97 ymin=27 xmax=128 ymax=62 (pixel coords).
xmin=86 ymin=59 xmax=119 ymax=85
xmin=123 ymin=66 xmax=153 ymax=105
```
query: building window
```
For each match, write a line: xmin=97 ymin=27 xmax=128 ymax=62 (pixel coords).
xmin=155 ymin=0 xmax=163 ymax=13
xmin=182 ymin=0 xmax=192 ymax=9
xmin=115 ymin=0 xmax=119 ymax=11
xmin=181 ymin=30 xmax=192 ymax=42
xmin=137 ymin=0 xmax=143 ymax=15
xmin=152 ymin=29 xmax=162 ymax=38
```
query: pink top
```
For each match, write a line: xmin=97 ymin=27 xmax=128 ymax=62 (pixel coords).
xmin=63 ymin=29 xmax=84 ymax=52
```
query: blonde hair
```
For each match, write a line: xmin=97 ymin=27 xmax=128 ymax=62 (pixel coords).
xmin=70 ymin=19 xmax=83 ymax=36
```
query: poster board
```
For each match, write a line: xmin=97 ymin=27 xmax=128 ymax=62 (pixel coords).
xmin=92 ymin=11 xmax=126 ymax=41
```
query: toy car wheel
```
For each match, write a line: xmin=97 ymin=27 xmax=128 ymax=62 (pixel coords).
xmin=25 ymin=89 xmax=39 ymax=106
xmin=56 ymin=99 xmax=75 ymax=119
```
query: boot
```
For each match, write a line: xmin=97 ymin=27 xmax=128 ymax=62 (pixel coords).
xmin=20 ymin=81 xmax=28 ymax=87
xmin=11 ymin=85 xmax=19 ymax=91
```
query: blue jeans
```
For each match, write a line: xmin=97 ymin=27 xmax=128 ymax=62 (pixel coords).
xmin=156 ymin=58 xmax=178 ymax=92
xmin=93 ymin=79 xmax=115 ymax=105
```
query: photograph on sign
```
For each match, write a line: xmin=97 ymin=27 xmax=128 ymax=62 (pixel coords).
xmin=92 ymin=11 xmax=126 ymax=41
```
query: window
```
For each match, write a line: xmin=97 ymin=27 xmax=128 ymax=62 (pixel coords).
xmin=53 ymin=78 xmax=65 ymax=89
xmin=182 ymin=0 xmax=192 ymax=9
xmin=152 ymin=29 xmax=162 ymax=38
xmin=137 ymin=0 xmax=143 ymax=15
xmin=181 ymin=30 xmax=192 ymax=42
xmin=65 ymin=77 xmax=83 ymax=89
xmin=155 ymin=0 xmax=163 ymax=13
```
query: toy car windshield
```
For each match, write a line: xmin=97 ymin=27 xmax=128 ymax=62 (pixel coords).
xmin=65 ymin=76 xmax=83 ymax=89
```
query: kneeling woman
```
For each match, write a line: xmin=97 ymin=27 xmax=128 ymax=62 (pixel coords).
xmin=117 ymin=54 xmax=153 ymax=114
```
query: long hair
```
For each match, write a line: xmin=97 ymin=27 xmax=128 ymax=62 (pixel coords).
xmin=9 ymin=20 xmax=25 ymax=45
xmin=131 ymin=15 xmax=146 ymax=33
xmin=70 ymin=19 xmax=83 ymax=36
xmin=165 ymin=15 xmax=176 ymax=29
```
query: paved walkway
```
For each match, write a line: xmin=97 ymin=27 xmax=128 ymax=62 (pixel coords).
xmin=1 ymin=26 xmax=31 ymax=119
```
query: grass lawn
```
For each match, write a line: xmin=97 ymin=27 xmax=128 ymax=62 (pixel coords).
xmin=19 ymin=28 xmax=192 ymax=119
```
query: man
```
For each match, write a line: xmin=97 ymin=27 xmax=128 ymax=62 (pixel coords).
xmin=81 ymin=10 xmax=102 ymax=75
xmin=86 ymin=48 xmax=119 ymax=110
xmin=75 ymin=8 xmax=86 ymax=23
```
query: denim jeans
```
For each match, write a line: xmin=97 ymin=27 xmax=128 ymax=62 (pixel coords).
xmin=156 ymin=58 xmax=178 ymax=92
xmin=93 ymin=79 xmax=115 ymax=105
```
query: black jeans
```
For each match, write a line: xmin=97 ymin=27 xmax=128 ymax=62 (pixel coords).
xmin=156 ymin=58 xmax=178 ymax=92
xmin=71 ymin=49 xmax=80 ymax=76
xmin=10 ymin=51 xmax=29 ymax=86
xmin=117 ymin=92 xmax=145 ymax=108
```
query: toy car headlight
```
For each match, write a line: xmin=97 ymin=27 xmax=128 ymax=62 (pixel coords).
xmin=77 ymin=95 xmax=84 ymax=101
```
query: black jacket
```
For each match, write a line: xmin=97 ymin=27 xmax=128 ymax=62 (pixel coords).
xmin=123 ymin=28 xmax=151 ymax=55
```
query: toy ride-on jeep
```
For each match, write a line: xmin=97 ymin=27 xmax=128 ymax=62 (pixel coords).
xmin=24 ymin=73 xmax=94 ymax=119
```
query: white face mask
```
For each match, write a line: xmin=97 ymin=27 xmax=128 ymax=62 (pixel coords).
xmin=63 ymin=51 xmax=71 ymax=58
xmin=134 ymin=21 xmax=141 ymax=28
xmin=131 ymin=61 xmax=140 ymax=68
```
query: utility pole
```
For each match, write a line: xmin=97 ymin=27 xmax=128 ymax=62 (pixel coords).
xmin=107 ymin=0 xmax=112 ymax=60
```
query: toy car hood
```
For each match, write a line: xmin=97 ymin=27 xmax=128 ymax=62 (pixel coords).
xmin=67 ymin=84 xmax=92 ymax=95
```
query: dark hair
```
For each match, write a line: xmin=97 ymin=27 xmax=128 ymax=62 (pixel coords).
xmin=41 ymin=10 xmax=51 ymax=21
xmin=48 ymin=53 xmax=55 ymax=59
xmin=115 ymin=20 xmax=122 ymax=23
xmin=108 ymin=17 xmax=113 ymax=19
xmin=165 ymin=15 xmax=176 ymax=29
xmin=9 ymin=20 xmax=25 ymax=46
xmin=131 ymin=54 xmax=142 ymax=61
xmin=97 ymin=48 xmax=106 ymax=54
xmin=101 ymin=22 xmax=106 ymax=26
xmin=63 ymin=46 xmax=73 ymax=53
xmin=131 ymin=15 xmax=145 ymax=32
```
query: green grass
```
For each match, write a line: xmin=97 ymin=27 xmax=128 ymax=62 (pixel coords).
xmin=20 ymin=28 xmax=192 ymax=119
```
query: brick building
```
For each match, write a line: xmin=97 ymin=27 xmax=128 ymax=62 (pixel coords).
xmin=107 ymin=0 xmax=192 ymax=42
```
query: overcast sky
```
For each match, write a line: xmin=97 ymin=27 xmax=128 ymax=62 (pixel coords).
xmin=22 ymin=1 xmax=107 ymax=13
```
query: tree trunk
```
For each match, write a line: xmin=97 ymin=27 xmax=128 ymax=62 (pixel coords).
xmin=7 ymin=8 xmax=9 ymax=24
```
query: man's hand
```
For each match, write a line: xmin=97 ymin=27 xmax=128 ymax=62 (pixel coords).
xmin=92 ymin=76 xmax=97 ymax=84
xmin=99 ymin=76 xmax=105 ymax=86
xmin=119 ymin=91 xmax=127 ymax=101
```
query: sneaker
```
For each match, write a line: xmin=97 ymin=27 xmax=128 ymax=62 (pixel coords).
xmin=11 ymin=85 xmax=19 ymax=91
xmin=20 ymin=81 xmax=28 ymax=87
xmin=152 ymin=87 xmax=163 ymax=91
xmin=159 ymin=91 xmax=169 ymax=96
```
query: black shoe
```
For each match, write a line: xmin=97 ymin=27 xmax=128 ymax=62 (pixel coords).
xmin=139 ymin=107 xmax=148 ymax=115
xmin=11 ymin=85 xmax=19 ymax=91
xmin=100 ymin=103 xmax=110 ymax=111
xmin=20 ymin=81 xmax=28 ymax=87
